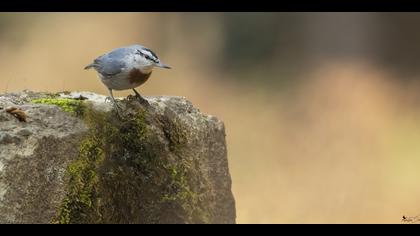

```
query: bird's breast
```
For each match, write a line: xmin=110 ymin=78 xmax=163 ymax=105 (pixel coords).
xmin=99 ymin=68 xmax=152 ymax=91
xmin=128 ymin=68 xmax=152 ymax=86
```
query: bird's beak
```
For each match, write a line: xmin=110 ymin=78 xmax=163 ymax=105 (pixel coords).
xmin=155 ymin=62 xmax=171 ymax=69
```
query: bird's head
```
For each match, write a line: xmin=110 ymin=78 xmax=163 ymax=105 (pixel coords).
xmin=132 ymin=47 xmax=171 ymax=73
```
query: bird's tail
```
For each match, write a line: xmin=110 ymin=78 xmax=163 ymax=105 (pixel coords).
xmin=84 ymin=63 xmax=95 ymax=70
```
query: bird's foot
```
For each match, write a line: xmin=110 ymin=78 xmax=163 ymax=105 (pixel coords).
xmin=112 ymin=103 xmax=124 ymax=119
xmin=105 ymin=96 xmax=112 ymax=103
xmin=132 ymin=89 xmax=150 ymax=107
xmin=133 ymin=94 xmax=149 ymax=107
xmin=105 ymin=97 xmax=123 ymax=113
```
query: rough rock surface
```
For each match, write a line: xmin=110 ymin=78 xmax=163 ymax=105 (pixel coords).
xmin=0 ymin=91 xmax=235 ymax=224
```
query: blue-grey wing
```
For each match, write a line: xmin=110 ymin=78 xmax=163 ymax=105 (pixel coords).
xmin=94 ymin=55 xmax=126 ymax=76
xmin=95 ymin=47 xmax=136 ymax=75
xmin=86 ymin=47 xmax=134 ymax=75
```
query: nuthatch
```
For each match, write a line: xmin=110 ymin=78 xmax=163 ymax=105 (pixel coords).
xmin=84 ymin=45 xmax=171 ymax=109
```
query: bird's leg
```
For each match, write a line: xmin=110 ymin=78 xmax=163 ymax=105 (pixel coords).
xmin=108 ymin=88 xmax=122 ymax=113
xmin=132 ymin=88 xmax=149 ymax=106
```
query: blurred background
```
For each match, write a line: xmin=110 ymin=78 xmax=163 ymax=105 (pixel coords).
xmin=1 ymin=12 xmax=420 ymax=223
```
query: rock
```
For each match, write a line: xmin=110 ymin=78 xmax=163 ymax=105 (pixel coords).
xmin=402 ymin=215 xmax=420 ymax=224
xmin=17 ymin=129 xmax=32 ymax=137
xmin=0 ymin=91 xmax=235 ymax=224
xmin=0 ymin=133 xmax=19 ymax=144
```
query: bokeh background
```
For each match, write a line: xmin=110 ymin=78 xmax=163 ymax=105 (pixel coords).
xmin=2 ymin=12 xmax=420 ymax=223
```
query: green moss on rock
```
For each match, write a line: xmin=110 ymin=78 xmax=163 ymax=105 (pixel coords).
xmin=53 ymin=100 xmax=209 ymax=224
xmin=52 ymin=137 xmax=105 ymax=224
xmin=31 ymin=98 xmax=86 ymax=116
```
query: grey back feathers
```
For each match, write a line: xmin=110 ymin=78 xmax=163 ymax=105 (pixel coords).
xmin=90 ymin=55 xmax=126 ymax=76
xmin=84 ymin=45 xmax=162 ymax=76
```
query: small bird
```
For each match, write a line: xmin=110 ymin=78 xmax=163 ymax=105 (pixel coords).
xmin=84 ymin=44 xmax=171 ymax=109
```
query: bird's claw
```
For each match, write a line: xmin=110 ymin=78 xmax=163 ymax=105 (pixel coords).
xmin=112 ymin=104 xmax=124 ymax=118
xmin=105 ymin=97 xmax=122 ymax=114
xmin=134 ymin=95 xmax=150 ymax=106
xmin=105 ymin=96 xmax=112 ymax=103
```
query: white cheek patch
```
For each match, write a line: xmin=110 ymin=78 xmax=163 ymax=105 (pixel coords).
xmin=139 ymin=66 xmax=153 ymax=74
xmin=126 ymin=51 xmax=156 ymax=74
xmin=127 ymin=55 xmax=145 ymax=68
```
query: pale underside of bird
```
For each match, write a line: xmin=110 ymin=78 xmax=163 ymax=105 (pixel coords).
xmin=84 ymin=44 xmax=171 ymax=109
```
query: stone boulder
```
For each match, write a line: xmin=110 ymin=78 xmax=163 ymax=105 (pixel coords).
xmin=0 ymin=91 xmax=235 ymax=224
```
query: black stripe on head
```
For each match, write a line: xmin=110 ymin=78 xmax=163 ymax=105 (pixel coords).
xmin=142 ymin=48 xmax=159 ymax=61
